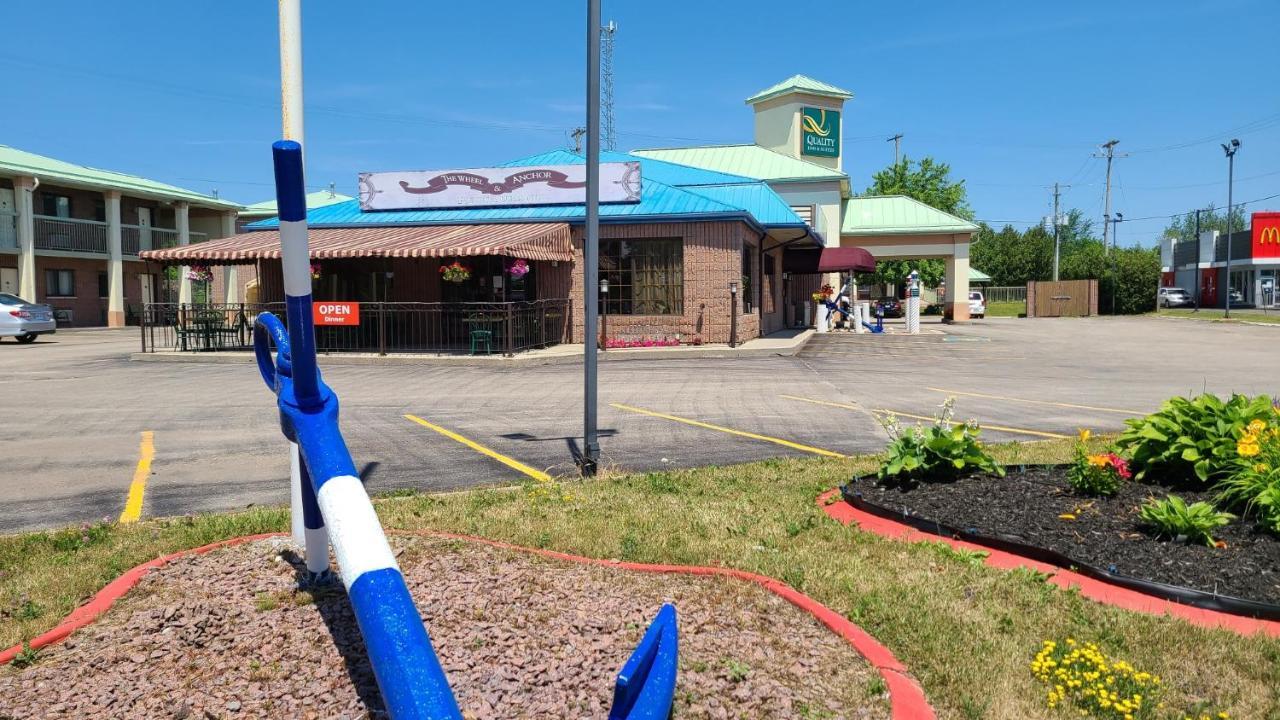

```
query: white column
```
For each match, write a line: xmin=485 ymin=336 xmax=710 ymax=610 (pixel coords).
xmin=105 ymin=191 xmax=125 ymax=327
xmin=176 ymin=202 xmax=191 ymax=304
xmin=945 ymin=237 xmax=971 ymax=322
xmin=14 ymin=176 xmax=36 ymax=300
xmin=220 ymin=211 xmax=239 ymax=303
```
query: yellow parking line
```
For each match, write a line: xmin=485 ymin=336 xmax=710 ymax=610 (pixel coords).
xmin=925 ymin=387 xmax=1143 ymax=416
xmin=404 ymin=414 xmax=550 ymax=481
xmin=779 ymin=394 xmax=861 ymax=412
xmin=610 ymin=402 xmax=846 ymax=458
xmin=874 ymin=409 xmax=1068 ymax=439
xmin=119 ymin=431 xmax=155 ymax=523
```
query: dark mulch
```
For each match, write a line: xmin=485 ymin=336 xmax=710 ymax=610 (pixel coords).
xmin=0 ymin=536 xmax=886 ymax=720
xmin=848 ymin=467 xmax=1280 ymax=605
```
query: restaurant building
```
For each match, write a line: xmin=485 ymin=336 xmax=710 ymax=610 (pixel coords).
xmin=1160 ymin=211 xmax=1280 ymax=308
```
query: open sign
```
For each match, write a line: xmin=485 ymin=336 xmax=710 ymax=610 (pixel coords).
xmin=312 ymin=302 xmax=360 ymax=326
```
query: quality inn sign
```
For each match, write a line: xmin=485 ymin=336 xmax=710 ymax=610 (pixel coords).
xmin=800 ymin=107 xmax=840 ymax=158
xmin=358 ymin=162 xmax=642 ymax=211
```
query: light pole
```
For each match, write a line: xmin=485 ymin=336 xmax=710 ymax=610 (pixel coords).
xmin=599 ymin=276 xmax=609 ymax=351
xmin=1223 ymin=139 xmax=1240 ymax=318
xmin=581 ymin=0 xmax=601 ymax=477
xmin=729 ymin=280 xmax=739 ymax=348
xmin=1109 ymin=213 xmax=1123 ymax=313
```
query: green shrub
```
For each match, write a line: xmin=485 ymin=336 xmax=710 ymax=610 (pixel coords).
xmin=1115 ymin=393 xmax=1274 ymax=485
xmin=1215 ymin=416 xmax=1280 ymax=533
xmin=1138 ymin=495 xmax=1234 ymax=547
xmin=876 ymin=398 xmax=1004 ymax=486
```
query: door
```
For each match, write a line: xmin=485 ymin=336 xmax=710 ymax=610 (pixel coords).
xmin=0 ymin=188 xmax=15 ymax=249
xmin=1 ymin=267 xmax=17 ymax=295
xmin=137 ymin=207 xmax=153 ymax=251
xmin=139 ymin=273 xmax=154 ymax=306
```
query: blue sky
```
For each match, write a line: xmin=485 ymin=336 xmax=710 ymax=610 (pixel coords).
xmin=2 ymin=1 xmax=1277 ymax=246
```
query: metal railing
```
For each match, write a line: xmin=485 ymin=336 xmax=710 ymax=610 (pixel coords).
xmin=139 ymin=300 xmax=571 ymax=355
xmin=34 ymin=215 xmax=108 ymax=253
xmin=983 ymin=285 xmax=1027 ymax=303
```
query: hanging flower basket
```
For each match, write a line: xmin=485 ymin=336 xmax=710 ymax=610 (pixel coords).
xmin=507 ymin=258 xmax=530 ymax=280
xmin=310 ymin=262 xmax=322 ymax=280
xmin=439 ymin=261 xmax=472 ymax=283
xmin=186 ymin=264 xmax=214 ymax=283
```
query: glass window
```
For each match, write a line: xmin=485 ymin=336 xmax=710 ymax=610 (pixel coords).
xmin=98 ymin=272 xmax=109 ymax=298
xmin=600 ymin=238 xmax=683 ymax=315
xmin=41 ymin=194 xmax=71 ymax=218
xmin=741 ymin=244 xmax=754 ymax=313
xmin=45 ymin=269 xmax=75 ymax=297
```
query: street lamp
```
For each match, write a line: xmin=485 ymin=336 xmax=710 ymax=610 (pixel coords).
xmin=1110 ymin=213 xmax=1123 ymax=314
xmin=1223 ymin=138 xmax=1240 ymax=318
xmin=599 ymin=276 xmax=609 ymax=351
xmin=728 ymin=280 xmax=739 ymax=348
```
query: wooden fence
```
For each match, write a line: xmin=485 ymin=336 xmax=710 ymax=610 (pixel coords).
xmin=1026 ymin=280 xmax=1099 ymax=317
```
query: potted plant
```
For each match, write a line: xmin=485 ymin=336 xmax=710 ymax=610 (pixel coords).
xmin=439 ymin=261 xmax=472 ymax=283
xmin=507 ymin=258 xmax=530 ymax=280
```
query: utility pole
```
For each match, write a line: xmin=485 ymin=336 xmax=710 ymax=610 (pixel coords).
xmin=1223 ymin=138 xmax=1240 ymax=318
xmin=582 ymin=0 xmax=601 ymax=476
xmin=600 ymin=21 xmax=617 ymax=151
xmin=1192 ymin=209 xmax=1203 ymax=312
xmin=571 ymin=127 xmax=586 ymax=154
xmin=887 ymin=134 xmax=903 ymax=166
xmin=1094 ymin=139 xmax=1126 ymax=252
xmin=1052 ymin=182 xmax=1062 ymax=281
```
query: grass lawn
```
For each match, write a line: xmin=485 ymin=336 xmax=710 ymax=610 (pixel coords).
xmin=983 ymin=301 xmax=1025 ymax=317
xmin=1154 ymin=308 xmax=1280 ymax=325
xmin=3 ymin=439 xmax=1279 ymax=719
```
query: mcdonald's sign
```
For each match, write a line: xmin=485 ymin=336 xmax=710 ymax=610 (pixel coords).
xmin=1253 ymin=212 xmax=1280 ymax=259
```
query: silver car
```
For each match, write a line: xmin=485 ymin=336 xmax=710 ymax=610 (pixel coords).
xmin=0 ymin=293 xmax=56 ymax=344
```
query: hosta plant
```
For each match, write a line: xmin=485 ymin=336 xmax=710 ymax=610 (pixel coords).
xmin=876 ymin=398 xmax=1004 ymax=487
xmin=1138 ymin=494 xmax=1234 ymax=547
xmin=1115 ymin=393 xmax=1274 ymax=485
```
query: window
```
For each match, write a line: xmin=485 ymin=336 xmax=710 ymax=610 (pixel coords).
xmin=98 ymin=272 xmax=109 ymax=298
xmin=41 ymin=194 xmax=71 ymax=218
xmin=45 ymin=269 xmax=75 ymax=297
xmin=599 ymin=238 xmax=683 ymax=315
xmin=93 ymin=200 xmax=106 ymax=223
xmin=741 ymin=245 xmax=754 ymax=313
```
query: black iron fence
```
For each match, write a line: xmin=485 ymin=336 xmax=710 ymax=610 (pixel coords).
xmin=139 ymin=300 xmax=571 ymax=355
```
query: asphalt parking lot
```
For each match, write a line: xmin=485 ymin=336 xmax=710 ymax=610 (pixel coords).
xmin=2 ymin=317 xmax=1276 ymax=533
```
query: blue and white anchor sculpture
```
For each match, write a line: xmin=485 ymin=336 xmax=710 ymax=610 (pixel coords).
xmin=254 ymin=140 xmax=678 ymax=720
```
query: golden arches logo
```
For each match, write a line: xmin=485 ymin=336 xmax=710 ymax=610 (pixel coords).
xmin=802 ymin=110 xmax=832 ymax=137
xmin=1261 ymin=226 xmax=1280 ymax=245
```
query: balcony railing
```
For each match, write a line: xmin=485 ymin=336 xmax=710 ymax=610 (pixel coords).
xmin=29 ymin=214 xmax=206 ymax=256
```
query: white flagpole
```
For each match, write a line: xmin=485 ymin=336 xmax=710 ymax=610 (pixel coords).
xmin=279 ymin=0 xmax=306 ymax=547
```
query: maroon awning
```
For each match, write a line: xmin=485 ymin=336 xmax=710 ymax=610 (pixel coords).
xmin=782 ymin=246 xmax=875 ymax=274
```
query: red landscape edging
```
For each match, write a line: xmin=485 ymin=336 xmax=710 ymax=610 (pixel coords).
xmin=818 ymin=489 xmax=1280 ymax=638
xmin=1 ymin=529 xmax=936 ymax=720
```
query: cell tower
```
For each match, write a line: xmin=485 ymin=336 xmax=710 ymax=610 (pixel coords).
xmin=601 ymin=20 xmax=617 ymax=151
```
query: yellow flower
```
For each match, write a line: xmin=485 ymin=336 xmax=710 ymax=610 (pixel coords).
xmin=1238 ymin=442 xmax=1261 ymax=457
xmin=1248 ymin=419 xmax=1266 ymax=433
xmin=1078 ymin=428 xmax=1092 ymax=442
xmin=1255 ymin=463 xmax=1270 ymax=473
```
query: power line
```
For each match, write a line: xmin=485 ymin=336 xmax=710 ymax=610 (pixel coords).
xmin=1128 ymin=111 xmax=1280 ymax=154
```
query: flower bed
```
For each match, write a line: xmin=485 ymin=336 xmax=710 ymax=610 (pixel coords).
xmin=844 ymin=465 xmax=1280 ymax=609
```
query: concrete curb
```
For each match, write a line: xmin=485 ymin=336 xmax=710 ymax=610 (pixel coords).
xmin=0 ymin=528 xmax=935 ymax=719
xmin=130 ymin=331 xmax=815 ymax=366
xmin=819 ymin=489 xmax=1280 ymax=638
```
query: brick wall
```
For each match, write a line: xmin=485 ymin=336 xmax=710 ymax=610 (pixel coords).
xmin=33 ymin=256 xmax=152 ymax=326
xmin=566 ymin=221 xmax=758 ymax=344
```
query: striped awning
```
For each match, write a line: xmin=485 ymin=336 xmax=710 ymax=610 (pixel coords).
xmin=138 ymin=222 xmax=573 ymax=265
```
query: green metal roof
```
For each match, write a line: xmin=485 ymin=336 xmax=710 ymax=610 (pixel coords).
xmin=631 ymin=145 xmax=847 ymax=184
xmin=745 ymin=75 xmax=853 ymax=105
xmin=841 ymin=196 xmax=980 ymax=236
xmin=0 ymin=144 xmax=240 ymax=210
xmin=240 ymin=189 xmax=355 ymax=218
xmin=969 ymin=267 xmax=992 ymax=283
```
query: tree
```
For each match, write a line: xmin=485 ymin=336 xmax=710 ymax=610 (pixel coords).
xmin=1061 ymin=241 xmax=1159 ymax=315
xmin=866 ymin=157 xmax=974 ymax=219
xmin=862 ymin=156 xmax=971 ymax=288
xmin=970 ymin=223 xmax=1054 ymax=286
xmin=1162 ymin=205 xmax=1248 ymax=245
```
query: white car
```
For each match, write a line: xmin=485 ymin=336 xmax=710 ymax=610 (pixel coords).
xmin=968 ymin=291 xmax=986 ymax=319
xmin=1158 ymin=287 xmax=1194 ymax=308
xmin=0 ymin=293 xmax=56 ymax=344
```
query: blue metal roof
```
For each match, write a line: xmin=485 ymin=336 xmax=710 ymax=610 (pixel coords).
xmin=249 ymin=150 xmax=804 ymax=232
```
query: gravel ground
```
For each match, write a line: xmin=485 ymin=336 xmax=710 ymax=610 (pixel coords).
xmin=0 ymin=536 xmax=887 ymax=719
